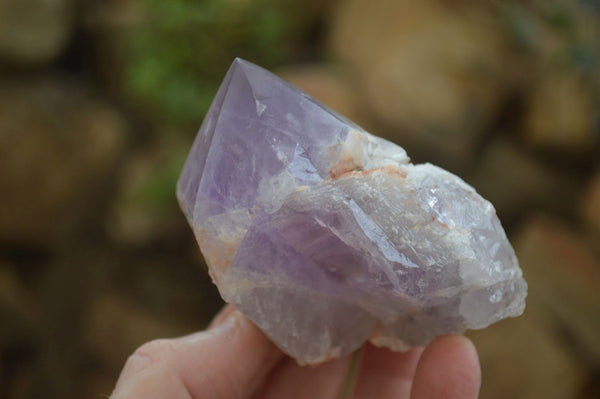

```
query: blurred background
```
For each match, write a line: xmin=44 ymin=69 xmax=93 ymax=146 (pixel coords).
xmin=0 ymin=0 xmax=599 ymax=397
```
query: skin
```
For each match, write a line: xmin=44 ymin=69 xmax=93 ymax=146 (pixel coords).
xmin=112 ymin=305 xmax=481 ymax=399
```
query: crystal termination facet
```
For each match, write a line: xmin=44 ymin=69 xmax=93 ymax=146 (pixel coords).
xmin=177 ymin=58 xmax=527 ymax=365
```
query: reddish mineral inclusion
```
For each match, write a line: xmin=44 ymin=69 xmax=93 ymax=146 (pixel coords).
xmin=177 ymin=58 xmax=527 ymax=365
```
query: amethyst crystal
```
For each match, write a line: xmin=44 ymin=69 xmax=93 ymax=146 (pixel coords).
xmin=177 ymin=58 xmax=527 ymax=364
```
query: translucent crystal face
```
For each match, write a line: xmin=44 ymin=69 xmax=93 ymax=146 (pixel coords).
xmin=177 ymin=58 xmax=527 ymax=365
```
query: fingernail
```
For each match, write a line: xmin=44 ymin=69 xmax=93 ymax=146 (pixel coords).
xmin=212 ymin=313 xmax=235 ymax=331
xmin=208 ymin=310 xmax=244 ymax=339
xmin=184 ymin=311 xmax=239 ymax=346
xmin=208 ymin=304 xmax=236 ymax=329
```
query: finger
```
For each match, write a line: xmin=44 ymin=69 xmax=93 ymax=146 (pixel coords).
xmin=410 ymin=335 xmax=481 ymax=399
xmin=113 ymin=309 xmax=284 ymax=399
xmin=259 ymin=355 xmax=353 ymax=399
xmin=208 ymin=303 xmax=236 ymax=328
xmin=352 ymin=344 xmax=424 ymax=399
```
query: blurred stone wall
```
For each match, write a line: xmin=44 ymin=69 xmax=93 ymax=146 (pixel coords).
xmin=0 ymin=0 xmax=598 ymax=398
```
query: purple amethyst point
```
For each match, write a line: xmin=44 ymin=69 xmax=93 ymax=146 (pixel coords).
xmin=177 ymin=58 xmax=527 ymax=365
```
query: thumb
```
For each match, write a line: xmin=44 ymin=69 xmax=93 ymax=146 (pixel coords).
xmin=112 ymin=305 xmax=284 ymax=399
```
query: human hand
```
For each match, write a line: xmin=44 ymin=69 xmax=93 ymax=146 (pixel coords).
xmin=111 ymin=305 xmax=481 ymax=398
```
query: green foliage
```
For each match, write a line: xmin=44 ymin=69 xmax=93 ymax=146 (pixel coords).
xmin=136 ymin=153 xmax=185 ymax=207
xmin=126 ymin=0 xmax=306 ymax=127
xmin=494 ymin=0 xmax=600 ymax=74
xmin=494 ymin=1 xmax=538 ymax=50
